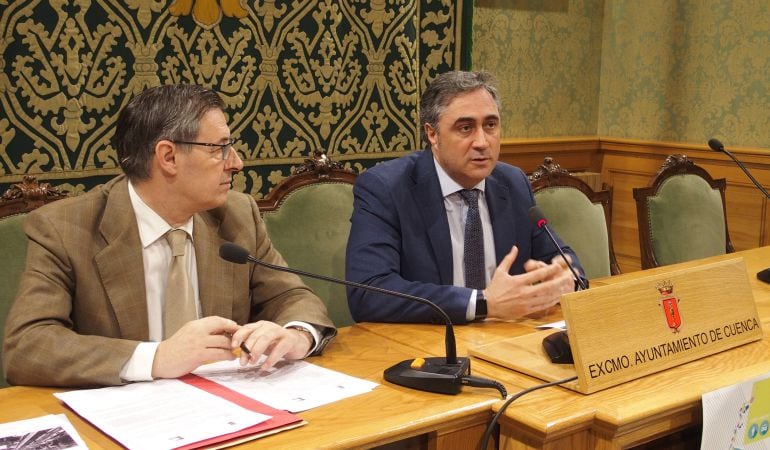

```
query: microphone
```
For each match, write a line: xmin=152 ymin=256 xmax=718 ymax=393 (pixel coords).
xmin=527 ymin=206 xmax=587 ymax=290
xmin=218 ymin=242 xmax=483 ymax=396
xmin=527 ymin=206 xmax=587 ymax=365
xmin=708 ymin=138 xmax=770 ymax=199
xmin=708 ymin=138 xmax=770 ymax=284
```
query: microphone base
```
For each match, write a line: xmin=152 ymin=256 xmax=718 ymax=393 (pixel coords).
xmin=384 ymin=356 xmax=471 ymax=395
xmin=757 ymin=267 xmax=770 ymax=284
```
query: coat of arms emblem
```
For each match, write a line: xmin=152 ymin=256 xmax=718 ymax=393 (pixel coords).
xmin=657 ymin=280 xmax=681 ymax=333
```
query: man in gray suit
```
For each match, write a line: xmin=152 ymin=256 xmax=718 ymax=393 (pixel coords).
xmin=4 ymin=84 xmax=336 ymax=387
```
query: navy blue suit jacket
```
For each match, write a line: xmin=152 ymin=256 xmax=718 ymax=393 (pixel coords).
xmin=345 ymin=150 xmax=584 ymax=324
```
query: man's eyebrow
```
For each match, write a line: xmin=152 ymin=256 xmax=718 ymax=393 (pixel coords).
xmin=453 ymin=114 xmax=500 ymax=124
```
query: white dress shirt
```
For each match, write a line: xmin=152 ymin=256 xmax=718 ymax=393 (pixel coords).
xmin=120 ymin=182 xmax=319 ymax=381
xmin=120 ymin=182 xmax=198 ymax=381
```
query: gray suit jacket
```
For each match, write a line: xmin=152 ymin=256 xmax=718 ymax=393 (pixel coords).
xmin=3 ymin=175 xmax=335 ymax=387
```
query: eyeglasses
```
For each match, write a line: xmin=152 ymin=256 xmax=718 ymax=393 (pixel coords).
xmin=172 ymin=140 xmax=235 ymax=160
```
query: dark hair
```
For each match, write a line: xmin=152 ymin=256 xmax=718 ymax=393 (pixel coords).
xmin=115 ymin=84 xmax=225 ymax=181
xmin=419 ymin=71 xmax=500 ymax=148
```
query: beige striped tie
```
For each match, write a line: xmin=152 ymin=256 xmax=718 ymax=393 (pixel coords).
xmin=163 ymin=229 xmax=197 ymax=338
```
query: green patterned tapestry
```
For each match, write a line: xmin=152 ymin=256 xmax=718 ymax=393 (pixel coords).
xmin=0 ymin=0 xmax=468 ymax=196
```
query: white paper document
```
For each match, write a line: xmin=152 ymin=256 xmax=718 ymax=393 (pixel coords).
xmin=194 ymin=358 xmax=379 ymax=412
xmin=701 ymin=372 xmax=770 ymax=449
xmin=0 ymin=414 xmax=88 ymax=450
xmin=55 ymin=379 xmax=270 ymax=450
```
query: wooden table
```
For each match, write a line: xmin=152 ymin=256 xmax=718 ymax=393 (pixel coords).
xmin=0 ymin=325 xmax=500 ymax=450
xmin=3 ymin=247 xmax=769 ymax=449
xmin=363 ymin=246 xmax=770 ymax=449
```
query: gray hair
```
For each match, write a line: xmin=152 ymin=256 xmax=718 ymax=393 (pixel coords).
xmin=419 ymin=71 xmax=500 ymax=148
xmin=115 ymin=84 xmax=225 ymax=181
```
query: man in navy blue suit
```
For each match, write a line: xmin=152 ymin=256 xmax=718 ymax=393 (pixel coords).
xmin=345 ymin=71 xmax=586 ymax=324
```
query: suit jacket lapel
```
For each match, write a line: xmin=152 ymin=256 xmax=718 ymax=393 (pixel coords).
xmin=193 ymin=212 xmax=232 ymax=319
xmin=412 ymin=151 xmax=454 ymax=284
xmin=94 ymin=177 xmax=149 ymax=341
xmin=485 ymin=173 xmax=514 ymax=265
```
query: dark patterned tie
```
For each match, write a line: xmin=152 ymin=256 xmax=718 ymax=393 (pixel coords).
xmin=459 ymin=189 xmax=486 ymax=289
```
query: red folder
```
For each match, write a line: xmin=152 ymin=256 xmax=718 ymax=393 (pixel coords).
xmin=175 ymin=374 xmax=305 ymax=449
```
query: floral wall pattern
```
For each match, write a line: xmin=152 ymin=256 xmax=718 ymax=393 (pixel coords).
xmin=472 ymin=0 xmax=768 ymax=148
xmin=598 ymin=0 xmax=769 ymax=147
xmin=0 ymin=0 xmax=467 ymax=195
xmin=472 ymin=0 xmax=604 ymax=138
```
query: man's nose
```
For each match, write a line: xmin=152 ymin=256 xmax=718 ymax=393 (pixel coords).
xmin=472 ymin=127 xmax=490 ymax=148
xmin=226 ymin=148 xmax=244 ymax=171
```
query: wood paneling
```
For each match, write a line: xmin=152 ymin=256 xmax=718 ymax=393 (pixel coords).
xmin=499 ymin=137 xmax=770 ymax=272
xmin=499 ymin=137 xmax=601 ymax=174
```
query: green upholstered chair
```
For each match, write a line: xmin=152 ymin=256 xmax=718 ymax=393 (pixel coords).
xmin=258 ymin=150 xmax=357 ymax=327
xmin=529 ymin=157 xmax=620 ymax=280
xmin=0 ymin=176 xmax=66 ymax=387
xmin=633 ymin=154 xmax=733 ymax=269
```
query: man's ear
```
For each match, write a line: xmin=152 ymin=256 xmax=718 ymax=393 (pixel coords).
xmin=155 ymin=140 xmax=178 ymax=175
xmin=424 ymin=123 xmax=438 ymax=149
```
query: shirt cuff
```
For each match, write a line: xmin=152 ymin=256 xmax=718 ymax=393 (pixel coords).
xmin=120 ymin=342 xmax=159 ymax=382
xmin=465 ymin=289 xmax=478 ymax=322
xmin=284 ymin=321 xmax=320 ymax=357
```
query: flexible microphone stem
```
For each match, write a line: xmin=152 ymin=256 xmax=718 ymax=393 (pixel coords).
xmin=708 ymin=138 xmax=770 ymax=199
xmin=527 ymin=206 xmax=585 ymax=365
xmin=708 ymin=138 xmax=770 ymax=285
xmin=242 ymin=254 xmax=458 ymax=364
xmin=541 ymin=226 xmax=587 ymax=290
xmin=527 ymin=206 xmax=587 ymax=290
xmin=219 ymin=242 xmax=494 ymax=396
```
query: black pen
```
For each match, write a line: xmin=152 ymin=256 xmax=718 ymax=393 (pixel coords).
xmin=225 ymin=332 xmax=252 ymax=356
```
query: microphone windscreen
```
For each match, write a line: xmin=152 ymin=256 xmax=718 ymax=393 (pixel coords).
xmin=708 ymin=138 xmax=724 ymax=152
xmin=528 ymin=205 xmax=547 ymax=229
xmin=219 ymin=242 xmax=251 ymax=264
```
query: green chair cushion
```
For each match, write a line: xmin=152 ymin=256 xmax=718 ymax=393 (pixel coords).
xmin=262 ymin=183 xmax=354 ymax=327
xmin=0 ymin=213 xmax=28 ymax=388
xmin=535 ymin=187 xmax=611 ymax=279
xmin=647 ymin=174 xmax=726 ymax=266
